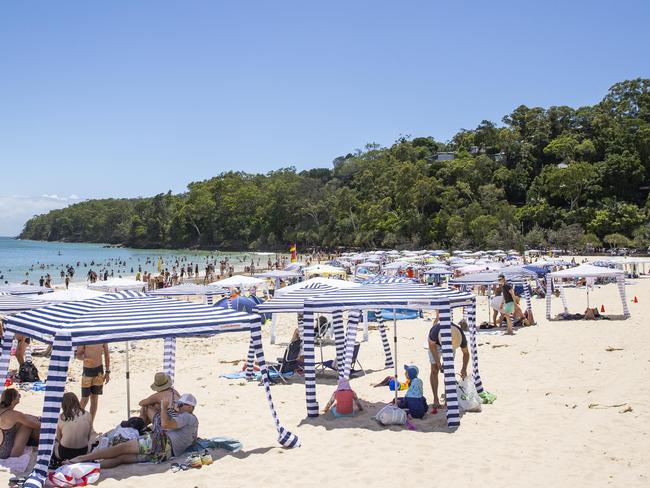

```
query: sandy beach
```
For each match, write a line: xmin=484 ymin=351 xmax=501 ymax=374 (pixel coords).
xmin=1 ymin=270 xmax=649 ymax=487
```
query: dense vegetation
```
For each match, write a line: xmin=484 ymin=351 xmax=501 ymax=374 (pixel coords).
xmin=20 ymin=79 xmax=650 ymax=251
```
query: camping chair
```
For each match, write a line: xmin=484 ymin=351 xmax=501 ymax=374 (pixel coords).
xmin=267 ymin=338 xmax=302 ymax=384
xmin=315 ymin=315 xmax=333 ymax=372
xmin=317 ymin=342 xmax=365 ymax=377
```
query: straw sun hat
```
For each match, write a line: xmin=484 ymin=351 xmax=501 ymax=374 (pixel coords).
xmin=150 ymin=372 xmax=173 ymax=391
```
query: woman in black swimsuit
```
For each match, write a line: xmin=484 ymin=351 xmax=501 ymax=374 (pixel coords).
xmin=0 ymin=389 xmax=40 ymax=458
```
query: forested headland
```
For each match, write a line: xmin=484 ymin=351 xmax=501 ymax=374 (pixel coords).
xmin=20 ymin=79 xmax=650 ymax=251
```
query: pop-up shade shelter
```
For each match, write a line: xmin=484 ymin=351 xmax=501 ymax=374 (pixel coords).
xmin=2 ymin=291 xmax=299 ymax=488
xmin=146 ymin=283 xmax=226 ymax=304
xmin=546 ymin=264 xmax=629 ymax=319
xmin=0 ymin=283 xmax=53 ymax=295
xmin=303 ymin=264 xmax=347 ymax=277
xmin=36 ymin=288 xmax=107 ymax=303
xmin=210 ymin=275 xmax=267 ymax=291
xmin=302 ymin=284 xmax=480 ymax=428
xmin=0 ymin=295 xmax=50 ymax=315
xmin=450 ymin=269 xmax=537 ymax=323
xmin=256 ymin=279 xmax=361 ymax=344
xmin=88 ymin=279 xmax=147 ymax=292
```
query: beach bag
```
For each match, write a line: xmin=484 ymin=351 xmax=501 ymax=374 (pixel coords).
xmin=375 ymin=404 xmax=407 ymax=425
xmin=18 ymin=361 xmax=40 ymax=383
xmin=48 ymin=462 xmax=100 ymax=487
xmin=457 ymin=377 xmax=482 ymax=413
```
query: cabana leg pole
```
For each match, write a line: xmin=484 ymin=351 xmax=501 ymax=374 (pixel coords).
xmin=163 ymin=337 xmax=176 ymax=383
xmin=617 ymin=275 xmax=630 ymax=318
xmin=362 ymin=310 xmax=369 ymax=342
xmin=249 ymin=319 xmax=300 ymax=448
xmin=332 ymin=311 xmax=345 ymax=377
xmin=0 ymin=331 xmax=16 ymax=397
xmin=466 ymin=300 xmax=484 ymax=393
xmin=343 ymin=310 xmax=360 ymax=379
xmin=303 ymin=306 xmax=318 ymax=417
xmin=125 ymin=341 xmax=131 ymax=417
xmin=26 ymin=332 xmax=73 ymax=488
xmin=270 ymin=314 xmax=278 ymax=344
xmin=376 ymin=310 xmax=394 ymax=369
xmin=545 ymin=278 xmax=552 ymax=320
xmin=393 ymin=309 xmax=398 ymax=404
xmin=439 ymin=302 xmax=460 ymax=428
xmin=246 ymin=336 xmax=256 ymax=380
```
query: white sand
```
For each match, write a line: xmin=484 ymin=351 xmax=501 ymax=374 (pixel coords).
xmin=2 ymin=267 xmax=649 ymax=487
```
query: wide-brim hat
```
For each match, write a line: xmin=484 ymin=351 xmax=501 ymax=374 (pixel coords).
xmin=151 ymin=372 xmax=173 ymax=391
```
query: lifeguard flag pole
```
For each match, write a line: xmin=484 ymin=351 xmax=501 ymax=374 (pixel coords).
xmin=290 ymin=243 xmax=297 ymax=263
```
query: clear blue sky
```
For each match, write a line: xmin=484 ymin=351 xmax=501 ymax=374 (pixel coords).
xmin=1 ymin=0 xmax=649 ymax=234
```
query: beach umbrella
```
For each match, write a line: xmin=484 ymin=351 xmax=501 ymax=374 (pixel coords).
xmin=88 ymin=279 xmax=146 ymax=292
xmin=303 ymin=264 xmax=347 ymax=277
xmin=37 ymin=288 xmax=107 ymax=302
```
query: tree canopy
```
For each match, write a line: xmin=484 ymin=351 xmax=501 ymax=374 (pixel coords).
xmin=20 ymin=78 xmax=650 ymax=251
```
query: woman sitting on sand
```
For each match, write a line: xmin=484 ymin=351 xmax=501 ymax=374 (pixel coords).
xmin=139 ymin=373 xmax=180 ymax=425
xmin=0 ymin=389 xmax=40 ymax=459
xmin=50 ymin=392 xmax=93 ymax=467
xmin=322 ymin=379 xmax=364 ymax=417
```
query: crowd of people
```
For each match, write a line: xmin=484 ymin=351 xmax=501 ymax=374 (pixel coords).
xmin=0 ymin=339 xmax=200 ymax=471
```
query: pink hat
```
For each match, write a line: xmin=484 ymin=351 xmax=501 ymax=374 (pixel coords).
xmin=336 ymin=378 xmax=351 ymax=391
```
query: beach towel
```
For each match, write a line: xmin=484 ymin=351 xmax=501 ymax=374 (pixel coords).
xmin=0 ymin=447 xmax=32 ymax=474
xmin=219 ymin=371 xmax=294 ymax=381
xmin=189 ymin=436 xmax=243 ymax=453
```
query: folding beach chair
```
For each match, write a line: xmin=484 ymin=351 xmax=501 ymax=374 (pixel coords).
xmin=267 ymin=338 xmax=303 ymax=383
xmin=317 ymin=342 xmax=365 ymax=377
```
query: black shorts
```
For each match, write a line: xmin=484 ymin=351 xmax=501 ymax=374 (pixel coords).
xmin=81 ymin=365 xmax=105 ymax=397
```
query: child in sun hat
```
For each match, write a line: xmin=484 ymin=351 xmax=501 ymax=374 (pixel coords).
xmin=323 ymin=378 xmax=364 ymax=417
xmin=395 ymin=365 xmax=428 ymax=419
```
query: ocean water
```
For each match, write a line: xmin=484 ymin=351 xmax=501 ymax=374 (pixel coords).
xmin=0 ymin=237 xmax=270 ymax=286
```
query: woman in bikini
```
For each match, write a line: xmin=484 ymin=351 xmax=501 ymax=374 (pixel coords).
xmin=0 ymin=389 xmax=40 ymax=459
xmin=50 ymin=392 xmax=92 ymax=467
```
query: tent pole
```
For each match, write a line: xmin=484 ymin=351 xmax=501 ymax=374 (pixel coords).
xmin=125 ymin=341 xmax=131 ymax=417
xmin=393 ymin=309 xmax=398 ymax=403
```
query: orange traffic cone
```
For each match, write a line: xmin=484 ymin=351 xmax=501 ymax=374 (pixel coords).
xmin=600 ymin=304 xmax=605 ymax=313
xmin=633 ymin=296 xmax=638 ymax=303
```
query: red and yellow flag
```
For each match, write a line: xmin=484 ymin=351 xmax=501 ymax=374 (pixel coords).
xmin=290 ymin=243 xmax=297 ymax=263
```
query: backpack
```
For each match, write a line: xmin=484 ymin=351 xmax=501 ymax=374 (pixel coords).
xmin=18 ymin=361 xmax=40 ymax=383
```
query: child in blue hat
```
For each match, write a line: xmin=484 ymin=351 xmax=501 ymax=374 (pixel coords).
xmin=396 ymin=365 xmax=428 ymax=419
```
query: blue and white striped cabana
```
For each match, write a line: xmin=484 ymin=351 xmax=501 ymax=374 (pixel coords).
xmin=302 ymin=284 xmax=480 ymax=428
xmin=146 ymin=283 xmax=227 ymax=304
xmin=0 ymin=283 xmax=53 ymax=295
xmin=2 ymin=291 xmax=299 ymax=488
xmin=0 ymin=295 xmax=49 ymax=315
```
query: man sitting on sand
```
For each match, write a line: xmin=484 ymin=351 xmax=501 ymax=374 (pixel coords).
xmin=67 ymin=394 xmax=199 ymax=468
xmin=139 ymin=373 xmax=180 ymax=425
xmin=75 ymin=343 xmax=110 ymax=423
xmin=428 ymin=322 xmax=470 ymax=409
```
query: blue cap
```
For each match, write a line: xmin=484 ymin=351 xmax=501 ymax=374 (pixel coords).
xmin=404 ymin=364 xmax=419 ymax=379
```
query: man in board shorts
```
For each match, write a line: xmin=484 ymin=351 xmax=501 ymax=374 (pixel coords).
xmin=76 ymin=343 xmax=110 ymax=424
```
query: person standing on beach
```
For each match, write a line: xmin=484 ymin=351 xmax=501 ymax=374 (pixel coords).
xmin=64 ymin=275 xmax=70 ymax=289
xmin=498 ymin=274 xmax=516 ymax=335
xmin=75 ymin=343 xmax=110 ymax=423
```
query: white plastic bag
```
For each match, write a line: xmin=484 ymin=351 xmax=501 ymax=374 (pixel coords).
xmin=375 ymin=403 xmax=407 ymax=425
xmin=48 ymin=462 xmax=100 ymax=487
xmin=457 ymin=377 xmax=482 ymax=412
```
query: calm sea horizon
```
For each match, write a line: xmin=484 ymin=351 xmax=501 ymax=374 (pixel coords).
xmin=0 ymin=236 xmax=276 ymax=285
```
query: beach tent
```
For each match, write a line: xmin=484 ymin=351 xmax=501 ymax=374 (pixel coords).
xmin=88 ymin=278 xmax=147 ymax=292
xmin=146 ymin=283 xmax=226 ymax=304
xmin=0 ymin=295 xmax=49 ymax=315
xmin=0 ymin=283 xmax=53 ymax=295
xmin=210 ymin=275 xmax=267 ymax=290
xmin=303 ymin=264 xmax=347 ymax=277
xmin=255 ymin=270 xmax=301 ymax=279
xmin=2 ymin=291 xmax=299 ymax=488
xmin=259 ymin=278 xmax=360 ymax=343
xmin=546 ymin=264 xmax=629 ymax=319
xmin=302 ymin=284 xmax=480 ymax=428
xmin=37 ymin=288 xmax=107 ymax=302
